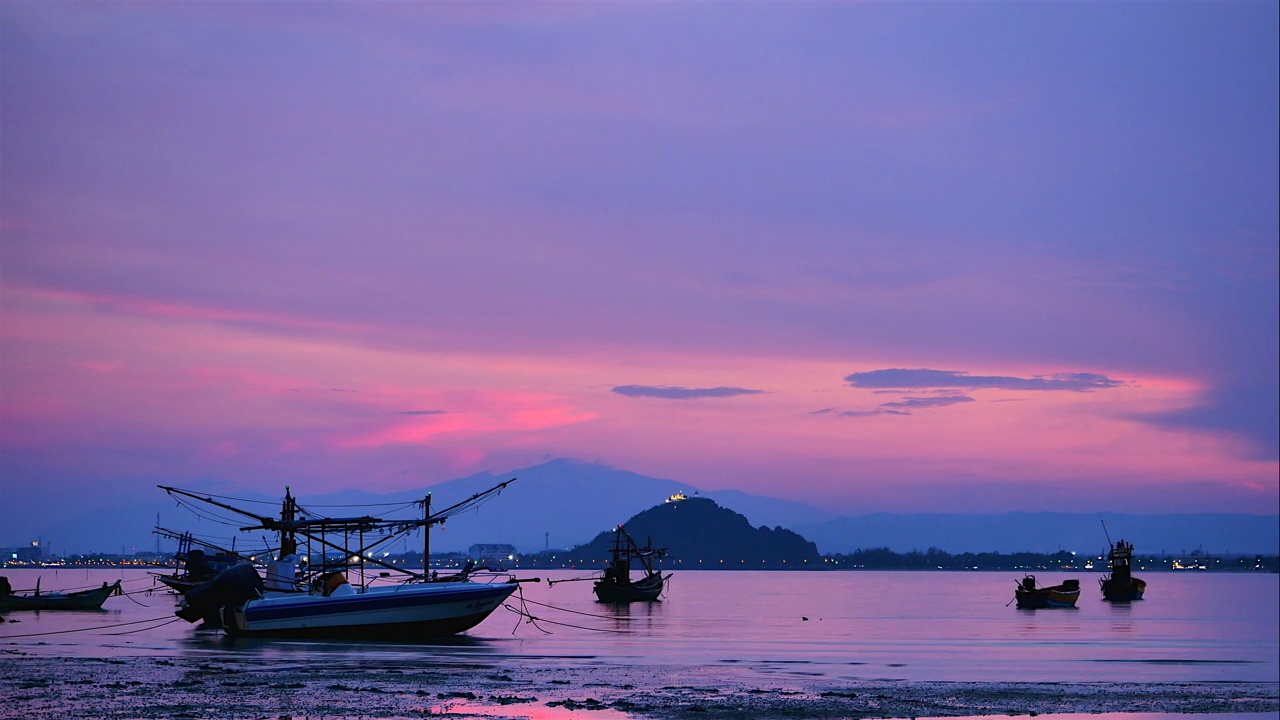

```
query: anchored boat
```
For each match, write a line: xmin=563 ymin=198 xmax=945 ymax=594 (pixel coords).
xmin=1013 ymin=575 xmax=1080 ymax=608
xmin=0 ymin=576 xmax=121 ymax=612
xmin=166 ymin=479 xmax=526 ymax=639
xmin=546 ymin=524 xmax=671 ymax=602
xmin=1100 ymin=536 xmax=1146 ymax=602
xmin=593 ymin=525 xmax=669 ymax=603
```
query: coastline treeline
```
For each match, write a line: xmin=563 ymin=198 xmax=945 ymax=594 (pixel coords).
xmin=5 ymin=548 xmax=1277 ymax=572
xmin=821 ymin=547 xmax=1278 ymax=572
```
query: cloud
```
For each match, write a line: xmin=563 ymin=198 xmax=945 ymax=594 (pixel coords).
xmin=827 ymin=367 xmax=1117 ymax=418
xmin=881 ymin=395 xmax=975 ymax=409
xmin=392 ymin=409 xmax=448 ymax=416
xmin=1137 ymin=380 xmax=1280 ymax=462
xmin=839 ymin=409 xmax=910 ymax=417
xmin=817 ymin=394 xmax=974 ymax=418
xmin=845 ymin=368 xmax=1123 ymax=392
xmin=612 ymin=385 xmax=764 ymax=400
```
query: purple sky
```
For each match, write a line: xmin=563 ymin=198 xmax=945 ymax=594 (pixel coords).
xmin=2 ymin=2 xmax=1277 ymax=545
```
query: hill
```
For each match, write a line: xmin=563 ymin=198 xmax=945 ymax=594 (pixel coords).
xmin=567 ymin=497 xmax=821 ymax=568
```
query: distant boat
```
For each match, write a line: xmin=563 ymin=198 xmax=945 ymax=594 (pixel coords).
xmin=165 ymin=480 xmax=527 ymax=640
xmin=1013 ymin=575 xmax=1080 ymax=608
xmin=0 ymin=576 xmax=121 ymax=612
xmin=1099 ymin=538 xmax=1146 ymax=602
xmin=593 ymin=525 xmax=669 ymax=603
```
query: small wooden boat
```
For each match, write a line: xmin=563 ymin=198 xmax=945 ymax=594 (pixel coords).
xmin=1013 ymin=575 xmax=1080 ymax=608
xmin=0 ymin=576 xmax=121 ymax=612
xmin=1099 ymin=537 xmax=1146 ymax=602
xmin=593 ymin=525 xmax=669 ymax=603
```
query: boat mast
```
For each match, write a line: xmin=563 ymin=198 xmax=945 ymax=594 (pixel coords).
xmin=280 ymin=486 xmax=298 ymax=559
xmin=423 ymin=492 xmax=432 ymax=575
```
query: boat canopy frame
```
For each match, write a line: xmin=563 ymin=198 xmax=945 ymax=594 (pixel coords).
xmin=159 ymin=479 xmax=515 ymax=589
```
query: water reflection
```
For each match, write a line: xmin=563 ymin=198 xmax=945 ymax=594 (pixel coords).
xmin=3 ymin=568 xmax=1276 ymax=683
xmin=1107 ymin=601 xmax=1133 ymax=634
xmin=426 ymin=701 xmax=633 ymax=719
xmin=597 ymin=596 xmax=665 ymax=634
xmin=178 ymin=630 xmax=506 ymax=666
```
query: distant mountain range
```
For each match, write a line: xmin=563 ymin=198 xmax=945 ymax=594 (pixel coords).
xmin=21 ymin=459 xmax=1280 ymax=556
xmin=793 ymin=512 xmax=1280 ymax=557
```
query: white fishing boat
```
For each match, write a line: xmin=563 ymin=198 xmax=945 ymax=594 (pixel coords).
xmin=165 ymin=480 xmax=527 ymax=639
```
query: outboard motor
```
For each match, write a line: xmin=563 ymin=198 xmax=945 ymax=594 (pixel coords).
xmin=176 ymin=563 xmax=264 ymax=628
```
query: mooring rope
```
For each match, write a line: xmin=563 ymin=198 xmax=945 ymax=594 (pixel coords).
xmin=507 ymin=585 xmax=552 ymax=635
xmin=118 ymin=587 xmax=158 ymax=607
xmin=502 ymin=603 xmax=631 ymax=634
xmin=517 ymin=596 xmax=639 ymax=621
xmin=0 ymin=614 xmax=177 ymax=639
xmin=102 ymin=617 xmax=185 ymax=636
xmin=502 ymin=586 xmax=633 ymax=635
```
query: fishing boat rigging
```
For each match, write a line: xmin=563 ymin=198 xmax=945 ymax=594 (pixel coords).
xmin=150 ymin=527 xmax=250 ymax=594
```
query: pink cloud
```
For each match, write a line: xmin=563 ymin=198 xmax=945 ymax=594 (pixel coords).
xmin=336 ymin=392 xmax=597 ymax=451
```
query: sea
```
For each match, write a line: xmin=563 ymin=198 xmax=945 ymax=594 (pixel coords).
xmin=2 ymin=568 xmax=1277 ymax=719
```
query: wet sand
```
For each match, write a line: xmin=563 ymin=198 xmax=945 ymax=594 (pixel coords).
xmin=4 ymin=651 xmax=1277 ymax=719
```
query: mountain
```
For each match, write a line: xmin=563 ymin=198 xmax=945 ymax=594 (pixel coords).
xmin=795 ymin=512 xmax=1280 ymax=556
xmin=356 ymin=459 xmax=837 ymax=553
xmin=28 ymin=459 xmax=831 ymax=556
xmin=569 ymin=497 xmax=821 ymax=567
xmin=16 ymin=460 xmax=1279 ymax=557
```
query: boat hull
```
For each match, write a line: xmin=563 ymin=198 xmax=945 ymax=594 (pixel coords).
xmin=1014 ymin=577 xmax=1080 ymax=609
xmin=594 ymin=573 xmax=664 ymax=603
xmin=1101 ymin=576 xmax=1146 ymax=602
xmin=1015 ymin=588 xmax=1080 ymax=609
xmin=0 ymin=580 xmax=120 ymax=612
xmin=154 ymin=574 xmax=204 ymax=595
xmin=226 ymin=581 xmax=518 ymax=640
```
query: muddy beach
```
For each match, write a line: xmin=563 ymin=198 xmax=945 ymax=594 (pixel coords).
xmin=4 ymin=652 xmax=1277 ymax=720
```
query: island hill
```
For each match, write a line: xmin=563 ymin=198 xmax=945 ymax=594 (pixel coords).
xmin=535 ymin=496 xmax=822 ymax=569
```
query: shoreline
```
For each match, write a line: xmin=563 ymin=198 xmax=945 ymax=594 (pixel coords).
xmin=4 ymin=654 xmax=1278 ymax=719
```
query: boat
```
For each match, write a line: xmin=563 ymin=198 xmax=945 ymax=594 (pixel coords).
xmin=1099 ymin=537 xmax=1146 ymax=602
xmin=0 ymin=576 xmax=121 ymax=612
xmin=164 ymin=479 xmax=527 ymax=640
xmin=151 ymin=528 xmax=249 ymax=595
xmin=1013 ymin=575 xmax=1080 ymax=608
xmin=593 ymin=525 xmax=669 ymax=603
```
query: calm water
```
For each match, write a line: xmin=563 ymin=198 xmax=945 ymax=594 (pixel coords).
xmin=1 ymin=568 xmax=1276 ymax=685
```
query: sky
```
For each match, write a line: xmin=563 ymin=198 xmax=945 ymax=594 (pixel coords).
xmin=2 ymin=1 xmax=1277 ymax=547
